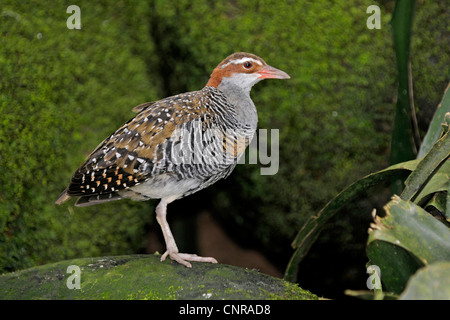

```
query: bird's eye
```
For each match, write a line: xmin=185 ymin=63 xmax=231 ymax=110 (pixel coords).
xmin=243 ymin=61 xmax=253 ymax=69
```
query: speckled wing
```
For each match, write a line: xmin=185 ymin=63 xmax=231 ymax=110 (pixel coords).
xmin=58 ymin=89 xmax=215 ymax=205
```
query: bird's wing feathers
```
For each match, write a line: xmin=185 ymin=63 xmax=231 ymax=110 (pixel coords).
xmin=132 ymin=101 xmax=156 ymax=113
xmin=65 ymin=90 xmax=214 ymax=198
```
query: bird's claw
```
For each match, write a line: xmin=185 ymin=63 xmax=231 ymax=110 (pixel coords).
xmin=161 ymin=251 xmax=218 ymax=268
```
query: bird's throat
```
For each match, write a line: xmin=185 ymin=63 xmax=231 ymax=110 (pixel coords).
xmin=217 ymin=81 xmax=258 ymax=131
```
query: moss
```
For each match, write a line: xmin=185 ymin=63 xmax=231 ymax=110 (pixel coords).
xmin=0 ymin=1 xmax=159 ymax=273
xmin=0 ymin=255 xmax=317 ymax=300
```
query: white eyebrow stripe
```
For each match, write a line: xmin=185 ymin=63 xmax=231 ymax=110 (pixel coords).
xmin=220 ymin=57 xmax=263 ymax=69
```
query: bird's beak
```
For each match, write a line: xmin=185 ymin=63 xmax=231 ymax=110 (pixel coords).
xmin=257 ymin=65 xmax=290 ymax=79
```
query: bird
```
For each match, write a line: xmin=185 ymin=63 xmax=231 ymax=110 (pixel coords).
xmin=55 ymin=52 xmax=290 ymax=268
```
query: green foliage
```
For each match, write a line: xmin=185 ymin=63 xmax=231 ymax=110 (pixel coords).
xmin=389 ymin=0 xmax=417 ymax=166
xmin=418 ymin=84 xmax=450 ymax=158
xmin=367 ymin=196 xmax=450 ymax=295
xmin=399 ymin=261 xmax=450 ymax=299
xmin=367 ymin=99 xmax=450 ymax=297
xmin=286 ymin=82 xmax=450 ymax=298
xmin=285 ymin=0 xmax=449 ymax=296
xmin=284 ymin=159 xmax=418 ymax=282
xmin=412 ymin=1 xmax=450 ymax=131
xmin=0 ymin=1 xmax=158 ymax=272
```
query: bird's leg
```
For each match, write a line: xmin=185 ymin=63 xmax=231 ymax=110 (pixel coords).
xmin=155 ymin=197 xmax=218 ymax=268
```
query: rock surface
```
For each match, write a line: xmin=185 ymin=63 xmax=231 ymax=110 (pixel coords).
xmin=0 ymin=254 xmax=317 ymax=300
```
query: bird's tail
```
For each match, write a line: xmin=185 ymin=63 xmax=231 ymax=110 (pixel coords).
xmin=55 ymin=188 xmax=71 ymax=205
xmin=74 ymin=193 xmax=123 ymax=207
xmin=55 ymin=188 xmax=123 ymax=207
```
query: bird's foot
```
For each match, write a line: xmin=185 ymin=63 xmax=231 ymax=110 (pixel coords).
xmin=161 ymin=251 xmax=218 ymax=268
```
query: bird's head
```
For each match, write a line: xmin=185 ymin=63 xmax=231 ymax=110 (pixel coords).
xmin=205 ymin=52 xmax=290 ymax=93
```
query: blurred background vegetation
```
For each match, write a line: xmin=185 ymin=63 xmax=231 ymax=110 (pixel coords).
xmin=0 ymin=0 xmax=448 ymax=299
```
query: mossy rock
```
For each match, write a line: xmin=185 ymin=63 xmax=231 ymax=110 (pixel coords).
xmin=0 ymin=254 xmax=317 ymax=300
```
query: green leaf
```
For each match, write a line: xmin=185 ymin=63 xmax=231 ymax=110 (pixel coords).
xmin=366 ymin=240 xmax=422 ymax=294
xmin=447 ymin=180 xmax=450 ymax=221
xmin=367 ymin=196 xmax=450 ymax=293
xmin=400 ymin=262 xmax=450 ymax=300
xmin=367 ymin=197 xmax=450 ymax=293
xmin=369 ymin=196 xmax=450 ymax=265
xmin=284 ymin=160 xmax=418 ymax=282
xmin=417 ymin=83 xmax=450 ymax=158
xmin=424 ymin=192 xmax=447 ymax=214
xmin=400 ymin=130 xmax=450 ymax=202
xmin=413 ymin=161 xmax=450 ymax=205
xmin=389 ymin=0 xmax=418 ymax=167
